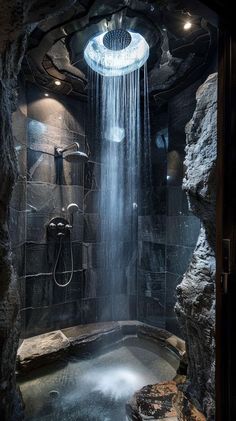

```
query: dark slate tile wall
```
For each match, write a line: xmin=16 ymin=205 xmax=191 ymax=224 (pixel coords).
xmin=137 ymin=82 xmax=201 ymax=335
xmin=12 ymin=80 xmax=201 ymax=338
xmin=10 ymin=80 xmax=27 ymax=319
xmin=20 ymin=83 xmax=88 ymax=337
xmin=20 ymin=82 xmax=137 ymax=337
xmin=137 ymin=107 xmax=168 ymax=328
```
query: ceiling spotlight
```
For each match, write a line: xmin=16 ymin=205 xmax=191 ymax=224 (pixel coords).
xmin=44 ymin=93 xmax=49 ymax=97
xmin=183 ymin=21 xmax=192 ymax=30
xmin=54 ymin=80 xmax=61 ymax=86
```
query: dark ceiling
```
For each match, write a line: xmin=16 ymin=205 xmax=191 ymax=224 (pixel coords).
xmin=23 ymin=0 xmax=218 ymax=102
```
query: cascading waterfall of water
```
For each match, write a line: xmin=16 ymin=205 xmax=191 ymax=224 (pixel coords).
xmin=87 ymin=62 xmax=150 ymax=320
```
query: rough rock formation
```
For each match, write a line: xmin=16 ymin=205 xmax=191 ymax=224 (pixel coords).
xmin=175 ymin=73 xmax=217 ymax=420
xmin=126 ymin=381 xmax=178 ymax=420
xmin=0 ymin=1 xmax=75 ymax=419
xmin=173 ymin=386 xmax=207 ymax=421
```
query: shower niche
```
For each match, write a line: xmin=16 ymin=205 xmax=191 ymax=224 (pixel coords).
xmin=10 ymin=0 xmax=216 ymax=344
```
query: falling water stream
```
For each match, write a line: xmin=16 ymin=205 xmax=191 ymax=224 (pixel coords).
xmin=88 ymin=62 xmax=151 ymax=318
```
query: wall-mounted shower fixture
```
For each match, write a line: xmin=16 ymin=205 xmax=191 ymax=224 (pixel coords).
xmin=55 ymin=142 xmax=88 ymax=162
xmin=47 ymin=216 xmax=74 ymax=288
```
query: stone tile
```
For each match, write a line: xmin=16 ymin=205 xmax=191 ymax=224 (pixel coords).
xmin=71 ymin=212 xmax=84 ymax=242
xmin=112 ymin=294 xmax=130 ymax=320
xmin=27 ymin=149 xmax=55 ymax=184
xmin=167 ymin=186 xmax=189 ymax=216
xmin=129 ymin=295 xmax=137 ymax=320
xmin=84 ymin=214 xmax=101 ymax=242
xmin=22 ymin=300 xmax=82 ymax=337
xmin=13 ymin=108 xmax=27 ymax=147
xmin=16 ymin=144 xmax=27 ymax=180
xmin=82 ymin=242 xmax=105 ymax=269
xmin=27 ymin=117 xmax=85 ymax=155
xmin=138 ymin=215 xmax=166 ymax=243
xmin=25 ymin=242 xmax=83 ymax=276
xmin=138 ymin=295 xmax=166 ymax=326
xmin=84 ymin=161 xmax=102 ymax=190
xmin=24 ymin=270 xmax=83 ymax=309
xmin=26 ymin=83 xmax=86 ymax=134
xmin=81 ymin=298 xmax=97 ymax=324
xmin=25 ymin=243 xmax=50 ymax=276
xmin=27 ymin=182 xmax=83 ymax=214
xmin=96 ymin=296 xmax=113 ymax=322
xmin=84 ymin=189 xmax=100 ymax=213
xmin=83 ymin=268 xmax=112 ymax=297
xmin=83 ymin=242 xmax=134 ymax=270
xmin=26 ymin=212 xmax=52 ymax=243
xmin=52 ymin=270 xmax=83 ymax=304
xmin=10 ymin=181 xmax=26 ymax=211
xmin=25 ymin=274 xmax=52 ymax=308
xmin=166 ymin=245 xmax=194 ymax=276
xmin=12 ymin=245 xmax=25 ymax=277
xmin=151 ymin=187 xmax=167 ymax=215
xmin=61 ymin=158 xmax=84 ymax=186
xmin=9 ymin=208 xmax=26 ymax=246
xmin=83 ymin=269 xmax=97 ymax=298
xmin=138 ymin=270 xmax=166 ymax=298
xmin=166 ymin=215 xmax=200 ymax=246
xmin=18 ymin=276 xmax=26 ymax=309
xmin=139 ymin=242 xmax=166 ymax=272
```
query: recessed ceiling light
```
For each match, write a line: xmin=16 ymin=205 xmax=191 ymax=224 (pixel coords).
xmin=184 ymin=21 xmax=192 ymax=30
xmin=44 ymin=93 xmax=49 ymax=97
xmin=55 ymin=80 xmax=61 ymax=86
xmin=58 ymin=116 xmax=62 ymax=120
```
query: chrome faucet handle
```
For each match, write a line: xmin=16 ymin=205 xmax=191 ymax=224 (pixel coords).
xmin=57 ymin=222 xmax=65 ymax=228
xmin=65 ymin=224 xmax=72 ymax=230
xmin=57 ymin=232 xmax=65 ymax=237
xmin=49 ymin=222 xmax=57 ymax=229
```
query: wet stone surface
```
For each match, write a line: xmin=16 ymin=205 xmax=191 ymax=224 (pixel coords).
xmin=18 ymin=335 xmax=179 ymax=421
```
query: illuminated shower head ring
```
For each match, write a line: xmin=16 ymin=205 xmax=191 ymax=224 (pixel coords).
xmin=84 ymin=30 xmax=149 ymax=77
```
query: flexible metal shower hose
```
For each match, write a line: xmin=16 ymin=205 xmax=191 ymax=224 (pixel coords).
xmin=53 ymin=235 xmax=74 ymax=287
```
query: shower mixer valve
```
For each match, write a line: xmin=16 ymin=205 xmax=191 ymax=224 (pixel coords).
xmin=47 ymin=216 xmax=75 ymax=288
xmin=47 ymin=217 xmax=72 ymax=239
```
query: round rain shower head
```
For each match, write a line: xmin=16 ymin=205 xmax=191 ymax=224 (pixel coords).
xmin=84 ymin=30 xmax=149 ymax=77
xmin=103 ymin=29 xmax=132 ymax=51
xmin=63 ymin=150 xmax=88 ymax=163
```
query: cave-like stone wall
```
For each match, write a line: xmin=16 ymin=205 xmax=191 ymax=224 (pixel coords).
xmin=0 ymin=1 xmax=76 ymax=419
xmin=175 ymin=73 xmax=217 ymax=420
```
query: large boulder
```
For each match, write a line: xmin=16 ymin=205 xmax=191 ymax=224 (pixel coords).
xmin=175 ymin=73 xmax=217 ymax=420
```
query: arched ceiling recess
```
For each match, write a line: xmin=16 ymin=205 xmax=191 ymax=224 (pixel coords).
xmin=24 ymin=0 xmax=217 ymax=102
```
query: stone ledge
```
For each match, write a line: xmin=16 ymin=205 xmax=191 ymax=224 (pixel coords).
xmin=17 ymin=321 xmax=186 ymax=375
xmin=17 ymin=330 xmax=70 ymax=373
